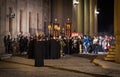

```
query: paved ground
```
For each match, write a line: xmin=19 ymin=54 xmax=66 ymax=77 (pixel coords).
xmin=0 ymin=54 xmax=120 ymax=77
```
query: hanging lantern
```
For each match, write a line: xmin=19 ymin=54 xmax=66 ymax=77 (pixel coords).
xmin=48 ymin=24 xmax=52 ymax=30
xmin=66 ymin=24 xmax=70 ymax=29
xmin=57 ymin=26 xmax=61 ymax=31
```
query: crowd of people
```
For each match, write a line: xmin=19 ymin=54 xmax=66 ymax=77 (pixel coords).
xmin=3 ymin=33 xmax=115 ymax=57
xmin=60 ymin=34 xmax=115 ymax=55
xmin=4 ymin=34 xmax=34 ymax=56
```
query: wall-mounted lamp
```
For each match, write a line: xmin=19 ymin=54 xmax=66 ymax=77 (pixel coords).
xmin=73 ymin=0 xmax=79 ymax=5
xmin=95 ymin=10 xmax=100 ymax=14
xmin=7 ymin=13 xmax=15 ymax=18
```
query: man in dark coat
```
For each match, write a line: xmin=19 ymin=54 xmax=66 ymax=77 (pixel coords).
xmin=7 ymin=35 xmax=12 ymax=53
xmin=4 ymin=36 xmax=7 ymax=53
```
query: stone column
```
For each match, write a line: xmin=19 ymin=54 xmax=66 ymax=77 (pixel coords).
xmin=89 ymin=0 xmax=94 ymax=36
xmin=37 ymin=13 xmax=39 ymax=31
xmin=114 ymin=0 xmax=120 ymax=63
xmin=9 ymin=7 xmax=13 ymax=35
xmin=17 ymin=0 xmax=27 ymax=35
xmin=94 ymin=0 xmax=98 ymax=35
xmin=72 ymin=0 xmax=78 ymax=32
xmin=77 ymin=0 xmax=84 ymax=34
xmin=57 ymin=0 xmax=63 ymax=28
xmin=84 ymin=0 xmax=90 ymax=35
xmin=0 ymin=0 xmax=2 ymax=53
xmin=0 ymin=0 xmax=2 ymax=36
xmin=19 ymin=10 xmax=23 ymax=33
xmin=0 ymin=0 xmax=7 ymax=54
xmin=37 ymin=0 xmax=42 ymax=32
xmin=29 ymin=12 xmax=32 ymax=34
xmin=6 ymin=0 xmax=17 ymax=38
xmin=89 ymin=0 xmax=97 ymax=36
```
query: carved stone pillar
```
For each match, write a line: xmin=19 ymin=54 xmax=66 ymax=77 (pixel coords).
xmin=57 ymin=0 xmax=63 ymax=26
xmin=89 ymin=0 xmax=97 ymax=36
xmin=89 ymin=0 xmax=94 ymax=36
xmin=37 ymin=13 xmax=39 ymax=32
xmin=29 ymin=12 xmax=32 ymax=34
xmin=114 ymin=0 xmax=120 ymax=63
xmin=77 ymin=0 xmax=84 ymax=33
xmin=84 ymin=0 xmax=90 ymax=35
xmin=9 ymin=7 xmax=13 ymax=36
xmin=20 ymin=10 xmax=23 ymax=33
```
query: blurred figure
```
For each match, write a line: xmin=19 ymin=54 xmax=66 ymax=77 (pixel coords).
xmin=83 ymin=35 xmax=89 ymax=54
xmin=12 ymin=38 xmax=17 ymax=55
xmin=7 ymin=35 xmax=12 ymax=54
xmin=3 ymin=35 xmax=7 ymax=53
xmin=92 ymin=36 xmax=99 ymax=54
xmin=28 ymin=36 xmax=35 ymax=58
xmin=19 ymin=36 xmax=24 ymax=54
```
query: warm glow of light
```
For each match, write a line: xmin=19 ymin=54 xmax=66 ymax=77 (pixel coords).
xmin=73 ymin=0 xmax=79 ymax=5
xmin=95 ymin=10 xmax=100 ymax=14
xmin=48 ymin=24 xmax=52 ymax=30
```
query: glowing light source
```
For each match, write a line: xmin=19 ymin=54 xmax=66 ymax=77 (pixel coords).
xmin=95 ymin=10 xmax=100 ymax=14
xmin=73 ymin=0 xmax=79 ymax=5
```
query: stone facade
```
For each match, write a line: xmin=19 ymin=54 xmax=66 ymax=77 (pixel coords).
xmin=51 ymin=0 xmax=72 ymax=28
xmin=72 ymin=0 xmax=97 ymax=36
xmin=0 ymin=0 xmax=51 ymax=53
xmin=0 ymin=0 xmax=97 ymax=54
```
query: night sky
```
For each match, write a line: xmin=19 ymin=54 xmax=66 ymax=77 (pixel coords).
xmin=97 ymin=0 xmax=114 ymax=35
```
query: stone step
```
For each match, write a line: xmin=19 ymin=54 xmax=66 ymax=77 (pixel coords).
xmin=104 ymin=57 xmax=115 ymax=61
xmin=106 ymin=54 xmax=115 ymax=58
xmin=0 ymin=54 xmax=12 ymax=60
xmin=110 ymin=45 xmax=116 ymax=49
xmin=108 ymin=52 xmax=116 ymax=55
xmin=109 ymin=48 xmax=115 ymax=51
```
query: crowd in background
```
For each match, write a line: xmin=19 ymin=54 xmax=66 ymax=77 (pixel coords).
xmin=60 ymin=34 xmax=115 ymax=55
xmin=3 ymin=33 xmax=115 ymax=57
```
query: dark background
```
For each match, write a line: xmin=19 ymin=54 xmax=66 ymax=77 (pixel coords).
xmin=97 ymin=0 xmax=114 ymax=35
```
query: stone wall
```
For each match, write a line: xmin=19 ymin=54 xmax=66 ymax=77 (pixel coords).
xmin=51 ymin=0 xmax=72 ymax=28
xmin=43 ymin=0 xmax=51 ymax=35
xmin=0 ymin=0 xmax=50 ymax=53
xmin=0 ymin=0 xmax=7 ymax=53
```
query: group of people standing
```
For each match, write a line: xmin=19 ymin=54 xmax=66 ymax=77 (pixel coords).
xmin=60 ymin=34 xmax=115 ymax=55
xmin=3 ymin=34 xmax=33 ymax=55
xmin=3 ymin=33 xmax=115 ymax=57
